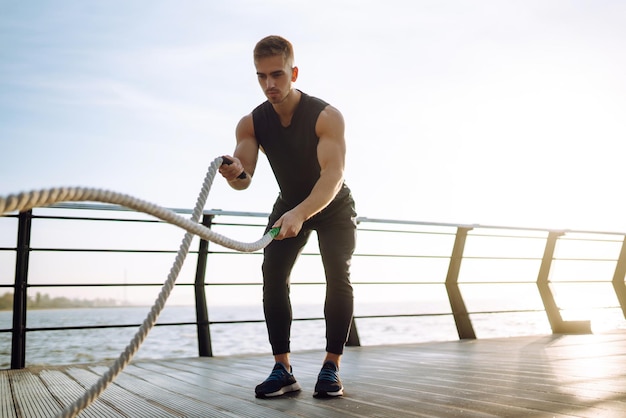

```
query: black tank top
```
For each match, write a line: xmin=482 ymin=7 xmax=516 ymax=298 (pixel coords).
xmin=253 ymin=91 xmax=348 ymax=208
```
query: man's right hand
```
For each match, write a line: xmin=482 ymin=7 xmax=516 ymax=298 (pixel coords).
xmin=219 ymin=155 xmax=247 ymax=181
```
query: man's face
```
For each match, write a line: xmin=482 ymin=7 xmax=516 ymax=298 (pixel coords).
xmin=255 ymin=55 xmax=297 ymax=104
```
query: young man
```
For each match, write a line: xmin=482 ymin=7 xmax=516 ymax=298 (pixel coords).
xmin=219 ymin=35 xmax=357 ymax=398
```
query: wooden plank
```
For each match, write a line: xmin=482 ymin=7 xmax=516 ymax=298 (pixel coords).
xmin=183 ymin=357 xmax=429 ymax=418
xmin=126 ymin=360 xmax=328 ymax=418
xmin=0 ymin=370 xmax=18 ymax=418
xmin=39 ymin=368 xmax=123 ymax=418
xmin=91 ymin=364 xmax=269 ymax=418
xmin=64 ymin=366 xmax=182 ymax=418
xmin=4 ymin=332 xmax=626 ymax=418
xmin=351 ymin=340 xmax=626 ymax=417
xmin=178 ymin=354 xmax=498 ymax=417
xmin=380 ymin=355 xmax=589 ymax=409
xmin=9 ymin=369 xmax=62 ymax=417
xmin=332 ymin=348 xmax=571 ymax=418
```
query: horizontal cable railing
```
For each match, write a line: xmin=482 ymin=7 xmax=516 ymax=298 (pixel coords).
xmin=1 ymin=203 xmax=626 ymax=369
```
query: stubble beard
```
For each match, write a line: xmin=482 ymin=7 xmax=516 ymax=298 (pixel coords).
xmin=266 ymin=88 xmax=292 ymax=105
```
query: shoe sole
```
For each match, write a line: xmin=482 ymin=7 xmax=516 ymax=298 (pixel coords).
xmin=256 ymin=382 xmax=302 ymax=398
xmin=313 ymin=387 xmax=344 ymax=398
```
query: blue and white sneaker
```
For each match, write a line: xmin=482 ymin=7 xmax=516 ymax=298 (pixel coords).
xmin=313 ymin=361 xmax=344 ymax=398
xmin=255 ymin=362 xmax=302 ymax=398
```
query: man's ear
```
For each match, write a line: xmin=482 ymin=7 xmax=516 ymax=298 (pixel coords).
xmin=291 ymin=66 xmax=299 ymax=82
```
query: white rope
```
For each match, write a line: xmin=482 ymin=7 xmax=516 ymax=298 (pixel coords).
xmin=0 ymin=161 xmax=277 ymax=253
xmin=0 ymin=156 xmax=276 ymax=417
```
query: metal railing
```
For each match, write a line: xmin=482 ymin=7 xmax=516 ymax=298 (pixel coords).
xmin=2 ymin=203 xmax=626 ymax=369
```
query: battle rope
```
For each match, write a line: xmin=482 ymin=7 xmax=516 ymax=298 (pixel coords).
xmin=0 ymin=156 xmax=278 ymax=417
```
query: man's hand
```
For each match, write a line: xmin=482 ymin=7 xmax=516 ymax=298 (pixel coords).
xmin=272 ymin=209 xmax=306 ymax=240
xmin=219 ymin=155 xmax=246 ymax=182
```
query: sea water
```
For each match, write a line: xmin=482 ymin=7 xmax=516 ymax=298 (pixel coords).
xmin=1 ymin=302 xmax=625 ymax=369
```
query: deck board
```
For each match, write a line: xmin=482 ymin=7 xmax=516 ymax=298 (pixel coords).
xmin=1 ymin=370 xmax=18 ymax=418
xmin=3 ymin=331 xmax=626 ymax=417
xmin=38 ymin=369 xmax=118 ymax=418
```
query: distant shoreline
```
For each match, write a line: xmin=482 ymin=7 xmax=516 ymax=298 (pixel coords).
xmin=0 ymin=291 xmax=134 ymax=311
xmin=0 ymin=305 xmax=139 ymax=311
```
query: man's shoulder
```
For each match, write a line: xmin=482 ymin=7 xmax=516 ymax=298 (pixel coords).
xmin=300 ymin=91 xmax=329 ymax=109
xmin=252 ymin=100 xmax=272 ymax=114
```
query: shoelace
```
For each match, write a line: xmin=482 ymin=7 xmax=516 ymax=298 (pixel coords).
xmin=318 ymin=367 xmax=339 ymax=383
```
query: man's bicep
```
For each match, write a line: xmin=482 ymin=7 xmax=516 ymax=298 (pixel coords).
xmin=317 ymin=137 xmax=345 ymax=172
xmin=316 ymin=107 xmax=346 ymax=171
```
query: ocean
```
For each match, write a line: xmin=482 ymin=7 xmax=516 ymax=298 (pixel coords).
xmin=3 ymin=302 xmax=625 ymax=369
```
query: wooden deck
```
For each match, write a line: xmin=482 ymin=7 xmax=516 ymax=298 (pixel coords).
xmin=3 ymin=331 xmax=626 ymax=417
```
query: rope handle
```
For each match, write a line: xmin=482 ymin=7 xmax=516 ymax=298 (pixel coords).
xmin=220 ymin=155 xmax=247 ymax=179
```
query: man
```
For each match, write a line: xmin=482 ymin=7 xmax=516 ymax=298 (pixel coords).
xmin=219 ymin=35 xmax=356 ymax=399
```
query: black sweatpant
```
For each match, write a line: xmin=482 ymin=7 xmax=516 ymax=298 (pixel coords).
xmin=261 ymin=191 xmax=356 ymax=355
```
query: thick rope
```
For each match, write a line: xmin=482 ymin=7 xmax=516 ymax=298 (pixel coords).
xmin=0 ymin=163 xmax=279 ymax=253
xmin=0 ymin=156 xmax=277 ymax=417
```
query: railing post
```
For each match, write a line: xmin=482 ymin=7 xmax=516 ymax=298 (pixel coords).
xmin=536 ymin=231 xmax=591 ymax=334
xmin=194 ymin=213 xmax=214 ymax=357
xmin=11 ymin=209 xmax=32 ymax=369
xmin=611 ymin=235 xmax=626 ymax=318
xmin=445 ymin=226 xmax=476 ymax=339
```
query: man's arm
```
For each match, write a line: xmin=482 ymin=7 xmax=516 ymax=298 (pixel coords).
xmin=219 ymin=114 xmax=259 ymax=190
xmin=273 ymin=105 xmax=346 ymax=239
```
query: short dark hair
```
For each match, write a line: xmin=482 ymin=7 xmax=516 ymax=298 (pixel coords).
xmin=253 ymin=35 xmax=294 ymax=66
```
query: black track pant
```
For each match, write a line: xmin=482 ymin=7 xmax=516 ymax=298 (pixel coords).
xmin=262 ymin=192 xmax=356 ymax=355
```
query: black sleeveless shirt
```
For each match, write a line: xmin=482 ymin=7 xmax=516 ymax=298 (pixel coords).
xmin=252 ymin=90 xmax=349 ymax=208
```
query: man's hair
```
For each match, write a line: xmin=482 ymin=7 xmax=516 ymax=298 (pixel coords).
xmin=253 ymin=35 xmax=294 ymax=66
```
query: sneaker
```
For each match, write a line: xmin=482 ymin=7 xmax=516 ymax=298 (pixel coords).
xmin=313 ymin=361 xmax=344 ymax=398
xmin=255 ymin=362 xmax=302 ymax=398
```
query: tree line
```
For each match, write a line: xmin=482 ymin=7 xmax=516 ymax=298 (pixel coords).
xmin=0 ymin=292 xmax=121 ymax=310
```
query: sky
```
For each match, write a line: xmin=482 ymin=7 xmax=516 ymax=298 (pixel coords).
xmin=2 ymin=0 xmax=626 ymax=233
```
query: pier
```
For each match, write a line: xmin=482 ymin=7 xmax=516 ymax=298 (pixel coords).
xmin=3 ymin=331 xmax=626 ymax=417
xmin=2 ymin=204 xmax=626 ymax=416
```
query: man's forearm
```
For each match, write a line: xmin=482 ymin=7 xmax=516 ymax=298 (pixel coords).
xmin=294 ymin=169 xmax=343 ymax=220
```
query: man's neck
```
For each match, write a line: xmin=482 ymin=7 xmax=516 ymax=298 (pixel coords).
xmin=273 ymin=89 xmax=301 ymax=127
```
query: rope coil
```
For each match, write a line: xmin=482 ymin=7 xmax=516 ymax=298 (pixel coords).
xmin=0 ymin=156 xmax=276 ymax=417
